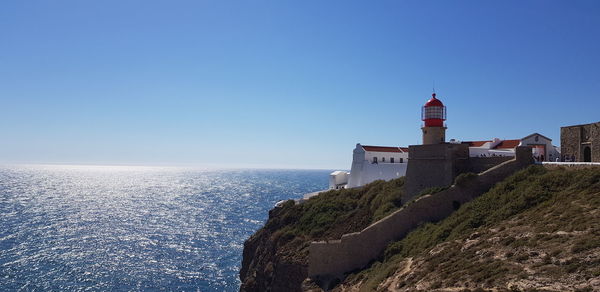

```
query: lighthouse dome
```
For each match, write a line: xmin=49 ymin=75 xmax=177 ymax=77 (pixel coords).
xmin=424 ymin=93 xmax=444 ymax=107
xmin=421 ymin=93 xmax=446 ymax=127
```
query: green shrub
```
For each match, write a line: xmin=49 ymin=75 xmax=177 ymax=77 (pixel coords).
xmin=266 ymin=176 xmax=407 ymax=245
xmin=365 ymin=165 xmax=600 ymax=287
xmin=455 ymin=172 xmax=478 ymax=187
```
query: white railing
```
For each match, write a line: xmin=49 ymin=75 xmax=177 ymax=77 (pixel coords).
xmin=542 ymin=162 xmax=600 ymax=165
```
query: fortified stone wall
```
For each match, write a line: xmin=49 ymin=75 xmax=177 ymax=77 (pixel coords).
xmin=467 ymin=156 xmax=513 ymax=173
xmin=404 ymin=143 xmax=469 ymax=201
xmin=308 ymin=147 xmax=533 ymax=281
xmin=561 ymin=122 xmax=600 ymax=162
xmin=561 ymin=125 xmax=583 ymax=161
xmin=591 ymin=123 xmax=600 ymax=162
xmin=542 ymin=163 xmax=600 ymax=170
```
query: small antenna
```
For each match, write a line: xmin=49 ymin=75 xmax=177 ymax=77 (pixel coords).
xmin=432 ymin=80 xmax=436 ymax=94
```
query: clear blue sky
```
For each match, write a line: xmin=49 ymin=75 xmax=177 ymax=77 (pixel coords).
xmin=1 ymin=1 xmax=599 ymax=169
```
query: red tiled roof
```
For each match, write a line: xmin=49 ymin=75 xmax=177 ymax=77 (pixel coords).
xmin=463 ymin=141 xmax=491 ymax=147
xmin=399 ymin=147 xmax=409 ymax=152
xmin=493 ymin=139 xmax=521 ymax=149
xmin=362 ymin=145 xmax=406 ymax=153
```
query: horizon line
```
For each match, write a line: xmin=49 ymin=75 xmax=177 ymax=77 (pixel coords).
xmin=0 ymin=162 xmax=345 ymax=171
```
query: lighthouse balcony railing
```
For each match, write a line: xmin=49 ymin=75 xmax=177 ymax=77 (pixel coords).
xmin=421 ymin=122 xmax=447 ymax=128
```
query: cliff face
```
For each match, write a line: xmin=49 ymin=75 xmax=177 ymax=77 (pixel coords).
xmin=239 ymin=178 xmax=406 ymax=291
xmin=241 ymin=166 xmax=600 ymax=292
xmin=239 ymin=203 xmax=308 ymax=292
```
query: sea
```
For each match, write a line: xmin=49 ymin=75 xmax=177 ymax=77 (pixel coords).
xmin=0 ymin=165 xmax=330 ymax=291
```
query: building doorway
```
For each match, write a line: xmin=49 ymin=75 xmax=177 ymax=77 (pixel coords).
xmin=584 ymin=146 xmax=592 ymax=162
xmin=531 ymin=145 xmax=546 ymax=162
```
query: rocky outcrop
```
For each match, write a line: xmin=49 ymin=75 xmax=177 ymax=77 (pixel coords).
xmin=239 ymin=178 xmax=407 ymax=291
xmin=241 ymin=166 xmax=600 ymax=292
xmin=239 ymin=203 xmax=308 ymax=292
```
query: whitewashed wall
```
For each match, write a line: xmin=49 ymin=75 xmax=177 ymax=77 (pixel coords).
xmin=329 ymin=171 xmax=350 ymax=189
xmin=363 ymin=151 xmax=408 ymax=164
xmin=521 ymin=134 xmax=560 ymax=161
xmin=347 ymin=144 xmax=408 ymax=188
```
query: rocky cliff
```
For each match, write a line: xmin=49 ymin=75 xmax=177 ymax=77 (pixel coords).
xmin=239 ymin=203 xmax=308 ymax=292
xmin=239 ymin=178 xmax=406 ymax=291
xmin=240 ymin=166 xmax=600 ymax=292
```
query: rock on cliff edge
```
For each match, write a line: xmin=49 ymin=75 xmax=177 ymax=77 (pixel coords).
xmin=239 ymin=203 xmax=309 ymax=292
xmin=239 ymin=178 xmax=406 ymax=291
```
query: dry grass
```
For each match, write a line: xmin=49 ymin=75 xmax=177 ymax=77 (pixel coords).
xmin=344 ymin=166 xmax=600 ymax=292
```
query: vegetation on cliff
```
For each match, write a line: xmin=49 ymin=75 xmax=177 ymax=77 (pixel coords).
xmin=339 ymin=166 xmax=600 ymax=291
xmin=272 ymin=177 xmax=405 ymax=240
xmin=240 ymin=177 xmax=407 ymax=291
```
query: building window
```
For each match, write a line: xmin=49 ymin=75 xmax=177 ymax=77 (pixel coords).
xmin=382 ymin=157 xmax=385 ymax=162
xmin=400 ymin=158 xmax=404 ymax=163
xmin=390 ymin=157 xmax=395 ymax=163
xmin=372 ymin=157 xmax=377 ymax=163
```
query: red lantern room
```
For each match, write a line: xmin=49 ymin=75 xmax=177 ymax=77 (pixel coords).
xmin=422 ymin=93 xmax=446 ymax=127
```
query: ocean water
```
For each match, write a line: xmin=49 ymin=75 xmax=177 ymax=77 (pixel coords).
xmin=0 ymin=165 xmax=330 ymax=291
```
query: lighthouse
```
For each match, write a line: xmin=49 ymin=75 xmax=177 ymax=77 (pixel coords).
xmin=406 ymin=92 xmax=466 ymax=199
xmin=421 ymin=93 xmax=447 ymax=144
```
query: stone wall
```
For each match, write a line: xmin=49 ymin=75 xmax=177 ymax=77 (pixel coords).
xmin=591 ymin=123 xmax=600 ymax=162
xmin=561 ymin=122 xmax=600 ymax=162
xmin=404 ymin=143 xmax=469 ymax=201
xmin=467 ymin=156 xmax=513 ymax=173
xmin=422 ymin=126 xmax=446 ymax=145
xmin=307 ymin=146 xmax=533 ymax=281
xmin=542 ymin=162 xmax=600 ymax=170
xmin=561 ymin=125 xmax=583 ymax=161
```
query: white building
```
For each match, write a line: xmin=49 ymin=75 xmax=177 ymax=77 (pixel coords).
xmin=461 ymin=138 xmax=521 ymax=157
xmin=519 ymin=133 xmax=561 ymax=162
xmin=329 ymin=133 xmax=560 ymax=190
xmin=462 ymin=133 xmax=560 ymax=162
xmin=329 ymin=171 xmax=349 ymax=190
xmin=329 ymin=144 xmax=409 ymax=189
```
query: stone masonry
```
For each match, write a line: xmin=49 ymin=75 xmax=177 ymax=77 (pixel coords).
xmin=561 ymin=122 xmax=600 ymax=162
xmin=403 ymin=143 xmax=469 ymax=201
xmin=308 ymin=146 xmax=533 ymax=283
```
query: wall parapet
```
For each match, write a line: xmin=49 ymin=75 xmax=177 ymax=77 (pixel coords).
xmin=308 ymin=146 xmax=533 ymax=280
xmin=541 ymin=162 xmax=600 ymax=170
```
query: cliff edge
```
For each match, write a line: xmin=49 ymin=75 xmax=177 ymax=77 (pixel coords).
xmin=240 ymin=166 xmax=600 ymax=291
xmin=239 ymin=178 xmax=407 ymax=291
xmin=338 ymin=166 xmax=600 ymax=291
